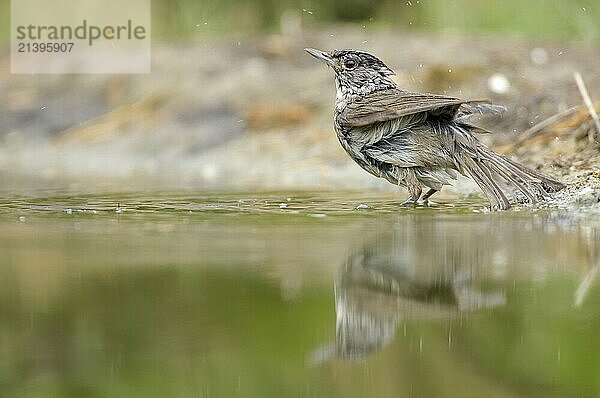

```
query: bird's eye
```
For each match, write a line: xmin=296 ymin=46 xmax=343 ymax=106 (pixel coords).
xmin=344 ymin=59 xmax=357 ymax=69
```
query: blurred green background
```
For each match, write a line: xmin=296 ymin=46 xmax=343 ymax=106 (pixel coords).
xmin=0 ymin=0 xmax=599 ymax=42
xmin=153 ymin=0 xmax=599 ymax=40
xmin=153 ymin=0 xmax=600 ymax=40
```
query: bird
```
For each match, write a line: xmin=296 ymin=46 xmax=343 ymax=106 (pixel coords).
xmin=305 ymin=48 xmax=565 ymax=210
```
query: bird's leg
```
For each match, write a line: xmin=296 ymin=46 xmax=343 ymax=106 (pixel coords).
xmin=400 ymin=168 xmax=422 ymax=206
xmin=418 ymin=188 xmax=438 ymax=205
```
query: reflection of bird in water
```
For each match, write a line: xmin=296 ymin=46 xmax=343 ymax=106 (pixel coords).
xmin=308 ymin=217 xmax=600 ymax=363
xmin=311 ymin=228 xmax=506 ymax=362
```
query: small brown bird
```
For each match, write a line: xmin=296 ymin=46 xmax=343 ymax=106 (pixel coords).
xmin=305 ymin=48 xmax=564 ymax=210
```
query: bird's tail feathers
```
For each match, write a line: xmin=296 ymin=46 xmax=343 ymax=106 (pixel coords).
xmin=459 ymin=146 xmax=565 ymax=210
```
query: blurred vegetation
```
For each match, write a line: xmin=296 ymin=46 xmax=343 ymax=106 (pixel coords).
xmin=152 ymin=0 xmax=599 ymax=40
xmin=0 ymin=0 xmax=599 ymax=43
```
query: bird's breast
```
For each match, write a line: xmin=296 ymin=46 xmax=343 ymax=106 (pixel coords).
xmin=333 ymin=118 xmax=386 ymax=180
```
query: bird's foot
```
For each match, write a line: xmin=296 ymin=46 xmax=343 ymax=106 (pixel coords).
xmin=417 ymin=198 xmax=436 ymax=206
xmin=400 ymin=196 xmax=419 ymax=207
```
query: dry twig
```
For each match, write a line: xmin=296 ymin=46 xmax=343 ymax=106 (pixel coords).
xmin=574 ymin=72 xmax=600 ymax=144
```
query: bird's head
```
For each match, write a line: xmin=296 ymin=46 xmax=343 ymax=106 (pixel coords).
xmin=305 ymin=48 xmax=396 ymax=97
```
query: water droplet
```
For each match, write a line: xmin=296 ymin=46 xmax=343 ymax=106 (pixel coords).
xmin=279 ymin=203 xmax=288 ymax=209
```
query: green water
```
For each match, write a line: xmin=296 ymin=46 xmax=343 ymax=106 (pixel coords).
xmin=0 ymin=192 xmax=599 ymax=398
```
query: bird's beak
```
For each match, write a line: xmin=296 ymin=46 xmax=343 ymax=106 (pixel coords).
xmin=304 ymin=48 xmax=335 ymax=67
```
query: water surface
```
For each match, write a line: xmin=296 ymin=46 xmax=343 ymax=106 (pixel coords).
xmin=1 ymin=192 xmax=599 ymax=397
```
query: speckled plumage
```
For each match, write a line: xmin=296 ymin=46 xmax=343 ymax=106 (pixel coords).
xmin=305 ymin=48 xmax=564 ymax=210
